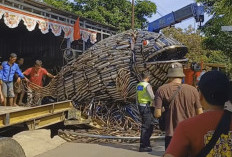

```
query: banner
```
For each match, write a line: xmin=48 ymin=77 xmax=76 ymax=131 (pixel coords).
xmin=50 ymin=23 xmax=62 ymax=36
xmin=4 ymin=12 xmax=21 ymax=28
xmin=38 ymin=20 xmax=49 ymax=34
xmin=0 ymin=7 xmax=98 ymax=43
xmin=62 ymin=26 xmax=73 ymax=39
xmin=81 ymin=30 xmax=98 ymax=44
xmin=90 ymin=32 xmax=97 ymax=44
xmin=81 ymin=30 xmax=90 ymax=42
xmin=22 ymin=17 xmax=37 ymax=31
xmin=0 ymin=10 xmax=4 ymax=20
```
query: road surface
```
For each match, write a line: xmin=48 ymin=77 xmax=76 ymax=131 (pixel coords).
xmin=35 ymin=140 xmax=165 ymax=157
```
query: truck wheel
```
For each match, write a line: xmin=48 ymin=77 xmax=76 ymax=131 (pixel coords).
xmin=0 ymin=138 xmax=26 ymax=157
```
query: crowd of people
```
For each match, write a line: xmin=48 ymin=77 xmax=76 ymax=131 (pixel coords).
xmin=0 ymin=53 xmax=55 ymax=106
xmin=0 ymin=53 xmax=231 ymax=156
xmin=136 ymin=62 xmax=232 ymax=156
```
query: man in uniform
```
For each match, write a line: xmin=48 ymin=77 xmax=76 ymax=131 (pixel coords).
xmin=136 ymin=73 xmax=155 ymax=152
xmin=154 ymin=62 xmax=203 ymax=149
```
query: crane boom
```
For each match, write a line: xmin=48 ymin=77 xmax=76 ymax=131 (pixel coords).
xmin=148 ymin=3 xmax=204 ymax=32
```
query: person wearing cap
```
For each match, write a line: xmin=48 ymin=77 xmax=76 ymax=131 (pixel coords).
xmin=136 ymin=73 xmax=155 ymax=152
xmin=164 ymin=71 xmax=232 ymax=157
xmin=23 ymin=60 xmax=55 ymax=105
xmin=154 ymin=62 xmax=203 ymax=149
xmin=0 ymin=53 xmax=25 ymax=106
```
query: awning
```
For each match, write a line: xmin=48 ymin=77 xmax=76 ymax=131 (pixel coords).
xmin=0 ymin=5 xmax=98 ymax=44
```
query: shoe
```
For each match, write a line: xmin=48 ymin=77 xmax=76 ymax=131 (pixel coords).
xmin=139 ymin=147 xmax=152 ymax=152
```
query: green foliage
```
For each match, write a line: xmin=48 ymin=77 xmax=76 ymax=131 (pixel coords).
xmin=197 ymin=0 xmax=232 ymax=21
xmin=162 ymin=26 xmax=231 ymax=72
xmin=43 ymin=0 xmax=73 ymax=11
xmin=162 ymin=26 xmax=207 ymax=63
xmin=201 ymin=16 xmax=232 ymax=56
xmin=44 ymin=0 xmax=156 ymax=31
xmin=196 ymin=0 xmax=232 ymax=56
xmin=135 ymin=0 xmax=157 ymax=29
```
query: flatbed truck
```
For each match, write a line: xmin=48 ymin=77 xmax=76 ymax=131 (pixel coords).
xmin=0 ymin=100 xmax=76 ymax=156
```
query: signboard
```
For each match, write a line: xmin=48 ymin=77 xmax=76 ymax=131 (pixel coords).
xmin=221 ymin=26 xmax=232 ymax=32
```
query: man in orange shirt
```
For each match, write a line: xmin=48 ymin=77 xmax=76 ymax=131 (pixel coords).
xmin=164 ymin=71 xmax=232 ymax=157
xmin=23 ymin=60 xmax=54 ymax=87
xmin=23 ymin=60 xmax=54 ymax=105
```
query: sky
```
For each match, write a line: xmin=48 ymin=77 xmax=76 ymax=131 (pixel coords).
xmin=68 ymin=0 xmax=211 ymax=30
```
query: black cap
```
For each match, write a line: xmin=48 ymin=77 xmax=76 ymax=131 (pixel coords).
xmin=198 ymin=71 xmax=230 ymax=106
xmin=10 ymin=53 xmax=17 ymax=58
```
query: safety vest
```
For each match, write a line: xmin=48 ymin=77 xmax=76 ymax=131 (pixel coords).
xmin=136 ymin=82 xmax=152 ymax=104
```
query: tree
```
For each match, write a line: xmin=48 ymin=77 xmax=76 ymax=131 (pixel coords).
xmin=162 ymin=26 xmax=231 ymax=73
xmin=196 ymin=0 xmax=232 ymax=56
xmin=201 ymin=16 xmax=232 ymax=57
xmin=162 ymin=26 xmax=207 ymax=63
xmin=44 ymin=0 xmax=73 ymax=11
xmin=44 ymin=0 xmax=156 ymax=31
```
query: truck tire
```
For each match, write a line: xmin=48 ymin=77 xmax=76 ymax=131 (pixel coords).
xmin=0 ymin=138 xmax=26 ymax=157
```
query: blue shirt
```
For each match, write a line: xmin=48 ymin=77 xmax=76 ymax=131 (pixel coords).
xmin=0 ymin=61 xmax=25 ymax=82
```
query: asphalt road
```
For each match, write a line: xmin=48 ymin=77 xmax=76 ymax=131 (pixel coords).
xmin=35 ymin=140 xmax=165 ymax=157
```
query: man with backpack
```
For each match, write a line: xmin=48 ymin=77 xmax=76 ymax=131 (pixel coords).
xmin=154 ymin=62 xmax=203 ymax=149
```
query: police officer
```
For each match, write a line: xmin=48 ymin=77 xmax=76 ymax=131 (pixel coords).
xmin=136 ymin=73 xmax=155 ymax=152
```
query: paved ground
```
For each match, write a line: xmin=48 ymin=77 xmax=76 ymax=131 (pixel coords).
xmin=35 ymin=140 xmax=165 ymax=157
xmin=11 ymin=129 xmax=164 ymax=157
xmin=13 ymin=129 xmax=66 ymax=157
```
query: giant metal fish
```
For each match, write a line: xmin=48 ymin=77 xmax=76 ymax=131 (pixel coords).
xmin=31 ymin=30 xmax=188 ymax=104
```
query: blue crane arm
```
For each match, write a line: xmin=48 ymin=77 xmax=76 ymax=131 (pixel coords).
xmin=148 ymin=3 xmax=204 ymax=32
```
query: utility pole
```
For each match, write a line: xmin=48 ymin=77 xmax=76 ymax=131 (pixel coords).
xmin=131 ymin=0 xmax=135 ymax=30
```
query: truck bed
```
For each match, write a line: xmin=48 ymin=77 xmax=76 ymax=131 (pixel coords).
xmin=0 ymin=100 xmax=73 ymax=130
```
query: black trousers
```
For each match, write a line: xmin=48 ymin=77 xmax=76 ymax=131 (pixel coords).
xmin=139 ymin=105 xmax=154 ymax=148
xmin=165 ymin=136 xmax=172 ymax=150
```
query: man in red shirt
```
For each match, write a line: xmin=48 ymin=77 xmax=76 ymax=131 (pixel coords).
xmin=23 ymin=60 xmax=54 ymax=87
xmin=23 ymin=60 xmax=54 ymax=105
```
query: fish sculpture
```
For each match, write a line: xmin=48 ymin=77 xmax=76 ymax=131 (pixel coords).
xmin=32 ymin=30 xmax=188 ymax=104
